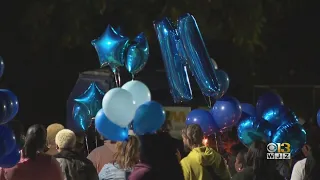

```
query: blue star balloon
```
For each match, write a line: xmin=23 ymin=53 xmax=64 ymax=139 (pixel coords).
xmin=91 ymin=25 xmax=130 ymax=70
xmin=73 ymin=83 xmax=105 ymax=130
xmin=125 ymin=32 xmax=149 ymax=75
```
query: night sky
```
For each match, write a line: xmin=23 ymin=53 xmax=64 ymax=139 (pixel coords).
xmin=0 ymin=0 xmax=319 ymax=128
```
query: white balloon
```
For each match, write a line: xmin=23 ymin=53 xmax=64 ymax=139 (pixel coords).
xmin=102 ymin=88 xmax=136 ymax=127
xmin=122 ymin=80 xmax=151 ymax=107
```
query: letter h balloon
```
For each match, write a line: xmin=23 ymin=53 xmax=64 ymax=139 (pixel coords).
xmin=154 ymin=13 xmax=221 ymax=103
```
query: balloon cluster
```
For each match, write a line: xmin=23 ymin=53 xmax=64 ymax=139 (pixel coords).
xmin=186 ymin=96 xmax=242 ymax=136
xmin=0 ymin=57 xmax=20 ymax=168
xmin=154 ymin=13 xmax=230 ymax=102
xmin=91 ymin=25 xmax=149 ymax=78
xmin=95 ymin=80 xmax=166 ymax=141
xmin=237 ymin=92 xmax=306 ymax=156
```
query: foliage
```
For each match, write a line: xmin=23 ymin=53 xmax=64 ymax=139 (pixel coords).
xmin=19 ymin=0 xmax=297 ymax=53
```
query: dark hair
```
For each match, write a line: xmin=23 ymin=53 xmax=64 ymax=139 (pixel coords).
xmin=231 ymin=143 xmax=247 ymax=156
xmin=237 ymin=150 xmax=247 ymax=167
xmin=138 ymin=132 xmax=184 ymax=180
xmin=23 ymin=124 xmax=47 ymax=160
xmin=246 ymin=140 xmax=278 ymax=180
xmin=304 ymin=126 xmax=320 ymax=180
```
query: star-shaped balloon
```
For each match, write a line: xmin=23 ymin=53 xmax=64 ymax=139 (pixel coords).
xmin=91 ymin=25 xmax=130 ymax=70
xmin=73 ymin=83 xmax=105 ymax=130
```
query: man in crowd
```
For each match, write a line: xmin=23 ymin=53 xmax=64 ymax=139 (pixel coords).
xmin=46 ymin=123 xmax=64 ymax=155
xmin=180 ymin=124 xmax=231 ymax=180
xmin=54 ymin=129 xmax=98 ymax=180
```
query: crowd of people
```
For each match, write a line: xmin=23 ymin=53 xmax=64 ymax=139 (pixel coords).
xmin=0 ymin=120 xmax=319 ymax=180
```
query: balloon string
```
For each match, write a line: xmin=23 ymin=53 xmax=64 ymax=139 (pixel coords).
xmin=114 ymin=73 xmax=119 ymax=87
xmin=214 ymin=133 xmax=219 ymax=152
xmin=117 ymin=72 xmax=121 ymax=86
xmin=85 ymin=135 xmax=90 ymax=155
xmin=202 ymin=94 xmax=212 ymax=108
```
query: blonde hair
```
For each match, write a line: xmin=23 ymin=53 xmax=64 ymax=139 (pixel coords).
xmin=47 ymin=123 xmax=64 ymax=146
xmin=55 ymin=129 xmax=76 ymax=149
xmin=181 ymin=124 xmax=204 ymax=146
xmin=113 ymin=136 xmax=139 ymax=169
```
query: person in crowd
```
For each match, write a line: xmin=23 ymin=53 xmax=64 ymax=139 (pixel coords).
xmin=54 ymin=129 xmax=98 ymax=180
xmin=129 ymin=131 xmax=185 ymax=180
xmin=180 ymin=124 xmax=231 ymax=180
xmin=75 ymin=132 xmax=86 ymax=157
xmin=291 ymin=126 xmax=320 ymax=180
xmin=0 ymin=124 xmax=63 ymax=180
xmin=276 ymin=160 xmax=291 ymax=180
xmin=46 ymin=123 xmax=64 ymax=155
xmin=232 ymin=140 xmax=283 ymax=180
xmin=229 ymin=143 xmax=247 ymax=176
xmin=234 ymin=151 xmax=247 ymax=173
xmin=88 ymin=130 xmax=135 ymax=173
xmin=99 ymin=135 xmax=139 ymax=180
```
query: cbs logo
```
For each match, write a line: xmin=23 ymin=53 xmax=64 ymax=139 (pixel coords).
xmin=267 ymin=143 xmax=291 ymax=153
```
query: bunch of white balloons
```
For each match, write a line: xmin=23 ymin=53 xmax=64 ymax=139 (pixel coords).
xmin=102 ymin=80 xmax=151 ymax=127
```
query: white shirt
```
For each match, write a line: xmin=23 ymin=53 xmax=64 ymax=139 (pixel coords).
xmin=291 ymin=158 xmax=306 ymax=180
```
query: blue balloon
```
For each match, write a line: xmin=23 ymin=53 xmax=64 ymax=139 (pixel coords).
xmin=0 ymin=89 xmax=19 ymax=124
xmin=177 ymin=13 xmax=220 ymax=96
xmin=0 ymin=56 xmax=4 ymax=79
xmin=153 ymin=18 xmax=192 ymax=103
xmin=0 ymin=145 xmax=20 ymax=168
xmin=240 ymin=103 xmax=256 ymax=119
xmin=237 ymin=117 xmax=273 ymax=147
xmin=91 ymin=25 xmax=130 ymax=70
xmin=125 ymin=33 xmax=149 ymax=75
xmin=95 ymin=109 xmax=128 ymax=141
xmin=0 ymin=125 xmax=16 ymax=159
xmin=272 ymin=123 xmax=306 ymax=156
xmin=212 ymin=70 xmax=229 ymax=99
xmin=186 ymin=109 xmax=218 ymax=136
xmin=210 ymin=96 xmax=242 ymax=129
xmin=317 ymin=109 xmax=320 ymax=128
xmin=73 ymin=83 xmax=105 ymax=130
xmin=256 ymin=92 xmax=284 ymax=119
xmin=133 ymin=101 xmax=166 ymax=135
xmin=262 ymin=105 xmax=298 ymax=128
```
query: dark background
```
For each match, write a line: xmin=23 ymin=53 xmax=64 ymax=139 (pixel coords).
xmin=0 ymin=0 xmax=319 ymax=128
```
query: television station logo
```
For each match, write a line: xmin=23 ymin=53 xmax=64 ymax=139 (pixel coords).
xmin=267 ymin=143 xmax=291 ymax=160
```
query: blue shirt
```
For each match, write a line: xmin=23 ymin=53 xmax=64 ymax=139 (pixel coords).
xmin=99 ymin=163 xmax=132 ymax=180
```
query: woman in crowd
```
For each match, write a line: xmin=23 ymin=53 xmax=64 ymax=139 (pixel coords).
xmin=129 ymin=132 xmax=185 ymax=180
xmin=234 ymin=150 xmax=247 ymax=173
xmin=232 ymin=140 xmax=283 ymax=180
xmin=99 ymin=135 xmax=139 ymax=180
xmin=291 ymin=126 xmax=320 ymax=180
xmin=0 ymin=124 xmax=63 ymax=180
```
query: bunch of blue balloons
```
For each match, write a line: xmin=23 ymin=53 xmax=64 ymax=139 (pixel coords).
xmin=91 ymin=25 xmax=149 ymax=77
xmin=95 ymin=80 xmax=166 ymax=141
xmin=237 ymin=92 xmax=306 ymax=156
xmin=186 ymin=96 xmax=242 ymax=136
xmin=0 ymin=57 xmax=20 ymax=168
xmin=154 ymin=13 xmax=230 ymax=103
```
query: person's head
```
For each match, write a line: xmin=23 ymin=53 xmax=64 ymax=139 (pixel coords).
xmin=235 ymin=150 xmax=247 ymax=172
xmin=181 ymin=124 xmax=204 ymax=151
xmin=138 ymin=132 xmax=184 ymax=180
xmin=55 ymin=129 xmax=76 ymax=151
xmin=246 ymin=140 xmax=277 ymax=178
xmin=23 ymin=124 xmax=47 ymax=160
xmin=302 ymin=126 xmax=320 ymax=157
xmin=303 ymin=126 xmax=320 ymax=180
xmin=113 ymin=135 xmax=139 ymax=169
xmin=74 ymin=132 xmax=85 ymax=155
xmin=47 ymin=123 xmax=64 ymax=148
